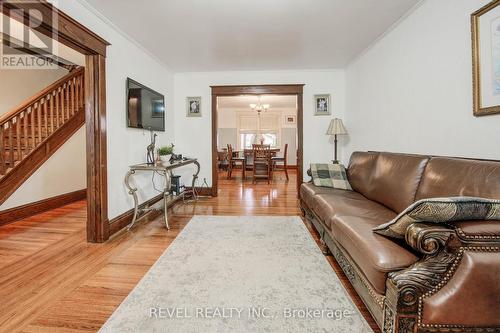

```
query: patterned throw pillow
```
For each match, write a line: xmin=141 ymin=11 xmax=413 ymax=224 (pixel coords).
xmin=310 ymin=163 xmax=352 ymax=190
xmin=373 ymin=197 xmax=500 ymax=239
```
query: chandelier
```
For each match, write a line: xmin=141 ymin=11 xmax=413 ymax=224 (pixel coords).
xmin=249 ymin=96 xmax=270 ymax=113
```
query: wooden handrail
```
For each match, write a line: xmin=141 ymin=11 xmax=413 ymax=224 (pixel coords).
xmin=0 ymin=67 xmax=84 ymax=124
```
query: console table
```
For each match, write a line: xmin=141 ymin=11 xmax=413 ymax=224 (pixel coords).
xmin=124 ymin=158 xmax=200 ymax=230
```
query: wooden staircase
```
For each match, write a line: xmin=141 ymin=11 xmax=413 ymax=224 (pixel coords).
xmin=0 ymin=67 xmax=85 ymax=206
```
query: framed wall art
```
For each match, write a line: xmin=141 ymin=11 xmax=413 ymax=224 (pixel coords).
xmin=314 ymin=94 xmax=331 ymax=116
xmin=186 ymin=96 xmax=202 ymax=117
xmin=472 ymin=0 xmax=500 ymax=116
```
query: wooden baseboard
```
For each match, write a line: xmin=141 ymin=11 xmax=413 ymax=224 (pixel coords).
xmin=0 ymin=189 xmax=87 ymax=226
xmin=108 ymin=188 xmax=214 ymax=236
xmin=186 ymin=186 xmax=213 ymax=196
xmin=108 ymin=194 xmax=164 ymax=236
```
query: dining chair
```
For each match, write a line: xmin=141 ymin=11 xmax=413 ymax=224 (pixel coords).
xmin=217 ymin=151 xmax=228 ymax=172
xmin=227 ymin=144 xmax=244 ymax=180
xmin=272 ymin=143 xmax=288 ymax=181
xmin=252 ymin=144 xmax=272 ymax=184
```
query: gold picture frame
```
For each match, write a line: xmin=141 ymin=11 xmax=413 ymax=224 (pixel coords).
xmin=472 ymin=0 xmax=500 ymax=116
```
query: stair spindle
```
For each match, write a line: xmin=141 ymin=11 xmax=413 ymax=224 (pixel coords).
xmin=38 ymin=102 xmax=42 ymax=142
xmin=54 ymin=90 xmax=59 ymax=128
xmin=66 ymin=81 xmax=70 ymax=119
xmin=23 ymin=111 xmax=28 ymax=155
xmin=0 ymin=125 xmax=4 ymax=174
xmin=76 ymin=77 xmax=80 ymax=112
xmin=16 ymin=117 xmax=21 ymax=162
xmin=71 ymin=78 xmax=76 ymax=116
xmin=60 ymin=85 xmax=65 ymax=125
xmin=8 ymin=123 xmax=14 ymax=166
xmin=31 ymin=106 xmax=35 ymax=147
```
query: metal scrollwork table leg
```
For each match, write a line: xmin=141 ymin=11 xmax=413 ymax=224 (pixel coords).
xmin=124 ymin=170 xmax=139 ymax=230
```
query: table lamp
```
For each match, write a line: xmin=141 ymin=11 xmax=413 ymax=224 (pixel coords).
xmin=326 ymin=118 xmax=347 ymax=164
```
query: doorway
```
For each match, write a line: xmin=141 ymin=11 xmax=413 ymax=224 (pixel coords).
xmin=1 ymin=1 xmax=110 ymax=242
xmin=211 ymin=85 xmax=304 ymax=197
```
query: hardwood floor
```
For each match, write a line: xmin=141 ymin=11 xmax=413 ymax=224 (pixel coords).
xmin=0 ymin=170 xmax=379 ymax=333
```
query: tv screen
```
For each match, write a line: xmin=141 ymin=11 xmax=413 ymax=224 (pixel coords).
xmin=126 ymin=78 xmax=165 ymax=131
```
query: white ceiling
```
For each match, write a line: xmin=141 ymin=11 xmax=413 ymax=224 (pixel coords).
xmin=218 ymin=95 xmax=296 ymax=110
xmin=84 ymin=0 xmax=420 ymax=72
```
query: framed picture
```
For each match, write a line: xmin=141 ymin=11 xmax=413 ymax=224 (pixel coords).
xmin=314 ymin=94 xmax=331 ymax=116
xmin=284 ymin=115 xmax=296 ymax=124
xmin=186 ymin=97 xmax=201 ymax=117
xmin=472 ymin=0 xmax=500 ymax=116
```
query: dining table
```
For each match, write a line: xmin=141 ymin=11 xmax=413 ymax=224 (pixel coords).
xmin=234 ymin=148 xmax=280 ymax=179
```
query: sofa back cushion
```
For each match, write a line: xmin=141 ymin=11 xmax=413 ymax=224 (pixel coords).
xmin=365 ymin=152 xmax=430 ymax=213
xmin=416 ymin=157 xmax=500 ymax=201
xmin=347 ymin=151 xmax=379 ymax=197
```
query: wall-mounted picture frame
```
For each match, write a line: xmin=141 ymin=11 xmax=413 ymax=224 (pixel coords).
xmin=186 ymin=96 xmax=201 ymax=117
xmin=284 ymin=115 xmax=296 ymax=124
xmin=314 ymin=94 xmax=331 ymax=116
xmin=472 ymin=0 xmax=500 ymax=116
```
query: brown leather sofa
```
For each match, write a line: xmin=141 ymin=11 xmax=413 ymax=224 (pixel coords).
xmin=300 ymin=151 xmax=500 ymax=333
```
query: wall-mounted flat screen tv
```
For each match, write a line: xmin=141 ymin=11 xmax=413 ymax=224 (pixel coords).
xmin=126 ymin=78 xmax=165 ymax=131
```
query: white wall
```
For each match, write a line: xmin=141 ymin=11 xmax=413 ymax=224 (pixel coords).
xmin=0 ymin=68 xmax=68 ymax=115
xmin=174 ymin=70 xmax=346 ymax=184
xmin=50 ymin=0 xmax=176 ymax=220
xmin=1 ymin=127 xmax=87 ymax=210
xmin=345 ymin=0 xmax=500 ymax=161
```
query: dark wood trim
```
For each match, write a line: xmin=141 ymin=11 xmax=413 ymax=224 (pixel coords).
xmin=0 ymin=33 xmax=76 ymax=69
xmin=0 ymin=189 xmax=86 ymax=226
xmin=0 ymin=0 xmax=110 ymax=56
xmin=85 ymin=54 xmax=109 ymax=242
xmin=185 ymin=186 xmax=213 ymax=197
xmin=1 ymin=1 xmax=110 ymax=243
xmin=108 ymin=194 xmax=185 ymax=235
xmin=0 ymin=109 xmax=85 ymax=205
xmin=108 ymin=194 xmax=163 ymax=235
xmin=109 ymin=186 xmax=214 ymax=235
xmin=211 ymin=84 xmax=304 ymax=95
xmin=211 ymin=84 xmax=304 ymax=197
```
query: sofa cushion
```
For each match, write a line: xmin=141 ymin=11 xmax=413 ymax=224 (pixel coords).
xmin=364 ymin=152 xmax=430 ymax=213
xmin=347 ymin=151 xmax=379 ymax=197
xmin=310 ymin=163 xmax=352 ymax=190
xmin=300 ymin=183 xmax=338 ymax=209
xmin=311 ymin=190 xmax=378 ymax=229
xmin=328 ymin=215 xmax=419 ymax=294
xmin=374 ymin=197 xmax=500 ymax=239
xmin=415 ymin=157 xmax=500 ymax=201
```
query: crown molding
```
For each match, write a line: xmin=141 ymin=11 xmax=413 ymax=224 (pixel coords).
xmin=348 ymin=0 xmax=426 ymax=67
xmin=72 ymin=0 xmax=173 ymax=72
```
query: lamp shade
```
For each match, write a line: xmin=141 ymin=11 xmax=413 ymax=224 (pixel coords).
xmin=326 ymin=118 xmax=347 ymax=135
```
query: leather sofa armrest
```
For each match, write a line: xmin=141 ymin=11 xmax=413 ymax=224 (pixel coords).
xmin=405 ymin=223 xmax=454 ymax=255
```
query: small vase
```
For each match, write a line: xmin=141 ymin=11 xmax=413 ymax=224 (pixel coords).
xmin=160 ymin=154 xmax=172 ymax=163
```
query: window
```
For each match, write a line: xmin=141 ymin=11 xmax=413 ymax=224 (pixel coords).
xmin=237 ymin=114 xmax=280 ymax=149
xmin=261 ymin=132 xmax=278 ymax=147
xmin=240 ymin=132 xmax=257 ymax=149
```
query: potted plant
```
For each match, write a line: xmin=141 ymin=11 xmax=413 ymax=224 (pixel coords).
xmin=158 ymin=144 xmax=174 ymax=163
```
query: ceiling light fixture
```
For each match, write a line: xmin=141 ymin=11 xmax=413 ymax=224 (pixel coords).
xmin=250 ymin=96 xmax=270 ymax=113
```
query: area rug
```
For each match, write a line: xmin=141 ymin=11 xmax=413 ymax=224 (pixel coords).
xmin=99 ymin=216 xmax=373 ymax=332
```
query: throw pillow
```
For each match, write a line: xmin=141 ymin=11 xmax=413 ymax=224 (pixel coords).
xmin=310 ymin=163 xmax=352 ymax=190
xmin=373 ymin=197 xmax=500 ymax=239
